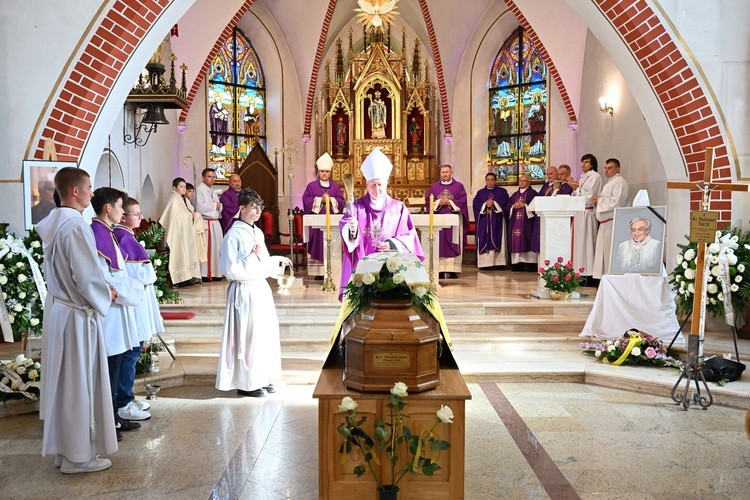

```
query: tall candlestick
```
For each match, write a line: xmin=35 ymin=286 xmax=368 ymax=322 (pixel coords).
xmin=429 ymin=194 xmax=434 ymax=237
xmin=325 ymin=195 xmax=331 ymax=237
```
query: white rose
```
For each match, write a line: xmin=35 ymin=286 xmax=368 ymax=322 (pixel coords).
xmin=16 ymin=366 xmax=26 ymax=375
xmin=7 ymin=314 xmax=13 ymax=324
xmin=436 ymin=405 xmax=454 ymax=424
xmin=18 ymin=291 xmax=26 ymax=300
xmin=711 ymin=266 xmax=721 ymax=277
xmin=140 ymin=240 xmax=147 ymax=247
xmin=30 ymin=241 xmax=40 ymax=248
xmin=24 ymin=359 xmax=33 ymax=367
xmin=676 ymin=254 xmax=683 ymax=265
xmin=681 ymin=262 xmax=688 ymax=270
xmin=684 ymin=249 xmax=696 ymax=261
xmin=710 ymin=256 xmax=719 ymax=265
xmin=386 ymin=258 xmax=400 ymax=272
xmin=390 ymin=381 xmax=408 ymax=398
xmin=1 ymin=377 xmax=8 ymax=385
xmin=362 ymin=273 xmax=376 ymax=285
xmin=594 ymin=350 xmax=602 ymax=357
xmin=731 ymin=284 xmax=739 ymax=292
xmin=414 ymin=286 xmax=428 ymax=298
xmin=706 ymin=275 xmax=713 ymax=282
xmin=708 ymin=243 xmax=720 ymax=254
xmin=688 ymin=283 xmax=695 ymax=294
xmin=27 ymin=369 xmax=38 ymax=380
xmin=34 ymin=362 xmax=41 ymax=369
xmin=0 ymin=263 xmax=4 ymax=270
xmin=675 ymin=275 xmax=681 ymax=281
xmin=608 ymin=345 xmax=616 ymax=352
xmin=684 ymin=268 xmax=696 ymax=280
xmin=732 ymin=235 xmax=739 ymax=242
xmin=727 ymin=254 xmax=738 ymax=266
xmin=736 ymin=276 xmax=743 ymax=283
xmin=154 ymin=259 xmax=162 ymax=267
xmin=707 ymin=284 xmax=718 ymax=294
xmin=0 ymin=240 xmax=5 ymax=249
xmin=32 ymin=293 xmax=38 ymax=299
xmin=30 ymin=318 xmax=39 ymax=326
xmin=709 ymin=298 xmax=717 ymax=304
xmin=0 ymin=276 xmax=7 ymax=285
xmin=157 ymin=290 xmax=163 ymax=298
xmin=739 ymin=264 xmax=746 ymax=273
xmin=338 ymin=396 xmax=359 ymax=413
xmin=13 ymin=303 xmax=23 ymax=312
xmin=18 ymin=274 xmax=27 ymax=283
xmin=10 ymin=382 xmax=17 ymax=390
xmin=631 ymin=347 xmax=641 ymax=357
xmin=393 ymin=273 xmax=405 ymax=284
xmin=16 ymin=262 xmax=24 ymax=268
xmin=15 ymin=354 xmax=26 ymax=365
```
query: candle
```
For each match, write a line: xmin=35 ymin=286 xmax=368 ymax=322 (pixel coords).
xmin=325 ymin=195 xmax=331 ymax=237
xmin=429 ymin=194 xmax=434 ymax=237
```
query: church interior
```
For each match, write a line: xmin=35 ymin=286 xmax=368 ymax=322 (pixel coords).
xmin=1 ymin=0 xmax=750 ymax=498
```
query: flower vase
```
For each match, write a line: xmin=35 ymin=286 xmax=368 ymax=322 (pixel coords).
xmin=548 ymin=290 xmax=571 ymax=301
xmin=377 ymin=485 xmax=399 ymax=500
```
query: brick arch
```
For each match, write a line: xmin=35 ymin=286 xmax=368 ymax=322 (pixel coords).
xmin=504 ymin=1 xmax=578 ymax=125
xmin=178 ymin=0 xmax=257 ymax=123
xmin=33 ymin=0 xmax=171 ymax=161
xmin=594 ymin=0 xmax=732 ymax=221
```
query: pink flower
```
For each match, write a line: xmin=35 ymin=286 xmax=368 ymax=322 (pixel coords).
xmin=557 ymin=257 xmax=564 ymax=263
xmin=538 ymin=267 xmax=545 ymax=274
xmin=645 ymin=347 xmax=656 ymax=359
xmin=553 ymin=275 xmax=559 ymax=281
xmin=554 ymin=262 xmax=560 ymax=268
xmin=544 ymin=260 xmax=550 ymax=266
xmin=565 ymin=274 xmax=572 ymax=281
xmin=579 ymin=267 xmax=585 ymax=273
xmin=565 ymin=262 xmax=573 ymax=269
xmin=575 ymin=272 xmax=581 ymax=278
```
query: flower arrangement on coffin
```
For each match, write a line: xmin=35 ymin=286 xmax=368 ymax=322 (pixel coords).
xmin=337 ymin=382 xmax=453 ymax=495
xmin=539 ymin=257 xmax=585 ymax=295
xmin=135 ymin=225 xmax=181 ymax=304
xmin=0 ymin=354 xmax=41 ymax=401
xmin=669 ymin=227 xmax=750 ymax=328
xmin=343 ymin=252 xmax=434 ymax=314
xmin=0 ymin=230 xmax=46 ymax=343
xmin=581 ymin=329 xmax=683 ymax=368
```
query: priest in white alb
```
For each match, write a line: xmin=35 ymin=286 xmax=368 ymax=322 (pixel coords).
xmin=569 ymin=153 xmax=603 ymax=280
xmin=592 ymin=158 xmax=630 ymax=278
xmin=196 ymin=168 xmax=224 ymax=281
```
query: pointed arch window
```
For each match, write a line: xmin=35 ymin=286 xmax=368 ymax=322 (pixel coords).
xmin=488 ymin=27 xmax=547 ymax=185
xmin=207 ymin=27 xmax=266 ymax=182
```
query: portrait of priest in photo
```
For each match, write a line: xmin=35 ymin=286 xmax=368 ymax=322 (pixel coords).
xmin=608 ymin=207 xmax=666 ymax=275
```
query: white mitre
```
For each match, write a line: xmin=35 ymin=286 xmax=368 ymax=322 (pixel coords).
xmin=316 ymin=152 xmax=333 ymax=171
xmin=360 ymin=148 xmax=393 ymax=181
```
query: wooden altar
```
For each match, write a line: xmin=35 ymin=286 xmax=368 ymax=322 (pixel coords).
xmin=313 ymin=368 xmax=470 ymax=499
xmin=316 ymin=29 xmax=440 ymax=202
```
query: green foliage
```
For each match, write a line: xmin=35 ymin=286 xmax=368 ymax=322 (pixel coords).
xmin=135 ymin=228 xmax=181 ymax=304
xmin=0 ymin=230 xmax=45 ymax=341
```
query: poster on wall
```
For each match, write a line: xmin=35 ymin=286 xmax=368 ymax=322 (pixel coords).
xmin=23 ymin=160 xmax=78 ymax=230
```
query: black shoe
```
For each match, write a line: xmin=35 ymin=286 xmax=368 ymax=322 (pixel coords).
xmin=202 ymin=277 xmax=211 ymax=282
xmin=190 ymin=278 xmax=202 ymax=285
xmin=262 ymin=384 xmax=276 ymax=394
xmin=116 ymin=430 xmax=123 ymax=441
xmin=237 ymin=388 xmax=266 ymax=398
xmin=116 ymin=419 xmax=141 ymax=432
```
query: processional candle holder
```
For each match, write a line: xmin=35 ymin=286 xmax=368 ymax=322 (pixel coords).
xmin=144 ymin=339 xmax=162 ymax=400
xmin=322 ymin=195 xmax=337 ymax=292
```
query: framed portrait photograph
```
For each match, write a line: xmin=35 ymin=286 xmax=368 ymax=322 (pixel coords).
xmin=608 ymin=206 xmax=667 ymax=275
xmin=23 ymin=160 xmax=78 ymax=229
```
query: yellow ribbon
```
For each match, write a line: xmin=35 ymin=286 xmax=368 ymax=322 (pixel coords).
xmin=604 ymin=334 xmax=643 ymax=365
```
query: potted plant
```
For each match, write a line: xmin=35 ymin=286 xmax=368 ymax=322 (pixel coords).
xmin=337 ymin=382 xmax=453 ymax=499
xmin=538 ymin=257 xmax=585 ymax=300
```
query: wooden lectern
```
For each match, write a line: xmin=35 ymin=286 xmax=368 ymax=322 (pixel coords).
xmin=526 ymin=196 xmax=585 ymax=298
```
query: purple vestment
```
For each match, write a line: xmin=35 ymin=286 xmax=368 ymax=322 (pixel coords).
xmin=508 ymin=187 xmax=537 ymax=254
xmin=219 ymin=188 xmax=240 ymax=234
xmin=339 ymin=194 xmax=423 ymax=298
xmin=425 ymin=180 xmax=469 ymax=258
xmin=473 ymin=186 xmax=510 ymax=254
xmin=91 ymin=218 xmax=121 ymax=270
xmin=302 ymin=179 xmax=345 ymax=262
xmin=113 ymin=225 xmax=150 ymax=263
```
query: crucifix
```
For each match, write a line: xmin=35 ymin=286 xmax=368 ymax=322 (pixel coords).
xmin=666 ymin=147 xmax=749 ymax=409
xmin=275 ymin=140 xmax=300 ymax=267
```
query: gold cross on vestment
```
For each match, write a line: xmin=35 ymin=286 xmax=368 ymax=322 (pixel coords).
xmin=666 ymin=148 xmax=749 ymax=338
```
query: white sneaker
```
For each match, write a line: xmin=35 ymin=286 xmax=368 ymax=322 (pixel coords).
xmin=54 ymin=454 xmax=63 ymax=468
xmin=118 ymin=401 xmax=151 ymax=421
xmin=60 ymin=456 xmax=112 ymax=474
xmin=134 ymin=398 xmax=151 ymax=411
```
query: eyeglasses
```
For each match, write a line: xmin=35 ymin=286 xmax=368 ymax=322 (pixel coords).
xmin=630 ymin=226 xmax=648 ymax=233
xmin=125 ymin=212 xmax=143 ymax=218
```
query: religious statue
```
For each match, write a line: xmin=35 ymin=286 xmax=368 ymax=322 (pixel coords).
xmin=210 ymin=94 xmax=230 ymax=154
xmin=368 ymin=90 xmax=387 ymax=139
xmin=336 ymin=117 xmax=347 ymax=146
xmin=408 ymin=117 xmax=422 ymax=152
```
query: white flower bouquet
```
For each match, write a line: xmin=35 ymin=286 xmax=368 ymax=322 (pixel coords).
xmin=0 ymin=353 xmax=41 ymax=400
xmin=0 ymin=230 xmax=45 ymax=342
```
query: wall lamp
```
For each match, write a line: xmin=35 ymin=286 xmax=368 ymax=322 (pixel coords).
xmin=599 ymin=97 xmax=614 ymax=115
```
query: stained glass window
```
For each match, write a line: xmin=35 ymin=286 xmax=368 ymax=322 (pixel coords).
xmin=488 ymin=27 xmax=547 ymax=185
xmin=207 ymin=27 xmax=266 ymax=182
